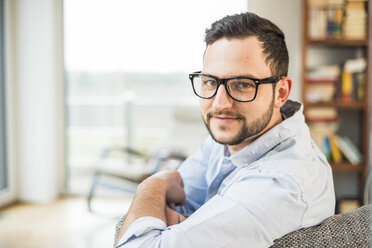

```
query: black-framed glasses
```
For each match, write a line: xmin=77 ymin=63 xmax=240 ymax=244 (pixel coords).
xmin=189 ymin=71 xmax=280 ymax=102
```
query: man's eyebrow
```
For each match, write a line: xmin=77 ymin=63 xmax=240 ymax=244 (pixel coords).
xmin=201 ymin=72 xmax=261 ymax=78
xmin=235 ymin=73 xmax=260 ymax=78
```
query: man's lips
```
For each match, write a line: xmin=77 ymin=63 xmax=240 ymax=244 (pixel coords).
xmin=207 ymin=111 xmax=244 ymax=124
xmin=211 ymin=115 xmax=241 ymax=123
xmin=213 ymin=115 xmax=239 ymax=120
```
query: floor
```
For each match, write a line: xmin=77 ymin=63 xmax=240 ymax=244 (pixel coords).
xmin=0 ymin=195 xmax=133 ymax=248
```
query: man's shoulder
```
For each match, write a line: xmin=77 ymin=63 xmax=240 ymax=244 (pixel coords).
xmin=235 ymin=157 xmax=335 ymax=224
xmin=257 ymin=136 xmax=332 ymax=182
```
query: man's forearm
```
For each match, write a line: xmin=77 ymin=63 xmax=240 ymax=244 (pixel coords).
xmin=117 ymin=178 xmax=168 ymax=243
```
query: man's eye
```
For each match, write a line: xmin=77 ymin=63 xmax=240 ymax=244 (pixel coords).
xmin=231 ymin=81 xmax=254 ymax=90
xmin=236 ymin=82 xmax=252 ymax=88
xmin=203 ymin=80 xmax=217 ymax=87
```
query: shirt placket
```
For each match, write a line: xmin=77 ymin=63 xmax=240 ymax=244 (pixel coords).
xmin=205 ymin=158 xmax=237 ymax=202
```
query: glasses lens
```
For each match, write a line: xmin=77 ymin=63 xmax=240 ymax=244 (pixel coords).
xmin=192 ymin=75 xmax=217 ymax=98
xmin=227 ymin=79 xmax=256 ymax=101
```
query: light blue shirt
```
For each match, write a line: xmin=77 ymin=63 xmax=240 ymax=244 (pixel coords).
xmin=116 ymin=101 xmax=335 ymax=248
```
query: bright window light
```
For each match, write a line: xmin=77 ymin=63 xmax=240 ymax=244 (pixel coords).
xmin=64 ymin=0 xmax=247 ymax=194
xmin=64 ymin=0 xmax=247 ymax=73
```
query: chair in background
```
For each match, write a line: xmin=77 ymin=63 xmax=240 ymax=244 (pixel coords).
xmin=87 ymin=104 xmax=208 ymax=211
xmin=87 ymin=147 xmax=186 ymax=211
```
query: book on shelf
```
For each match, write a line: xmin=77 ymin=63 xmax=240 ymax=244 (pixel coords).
xmin=308 ymin=65 xmax=341 ymax=79
xmin=320 ymin=135 xmax=343 ymax=164
xmin=308 ymin=7 xmax=327 ymax=39
xmin=343 ymin=0 xmax=367 ymax=39
xmin=333 ymin=135 xmax=363 ymax=165
xmin=306 ymin=106 xmax=338 ymax=157
xmin=344 ymin=57 xmax=366 ymax=72
xmin=342 ymin=58 xmax=366 ymax=102
xmin=355 ymin=73 xmax=366 ymax=100
xmin=307 ymin=59 xmax=366 ymax=103
xmin=307 ymin=0 xmax=367 ymax=40
xmin=308 ymin=125 xmax=362 ymax=165
xmin=308 ymin=5 xmax=343 ymax=39
xmin=306 ymin=65 xmax=340 ymax=102
xmin=308 ymin=0 xmax=343 ymax=6
xmin=323 ymin=136 xmax=332 ymax=162
xmin=306 ymin=107 xmax=341 ymax=163
xmin=306 ymin=83 xmax=336 ymax=103
xmin=342 ymin=71 xmax=353 ymax=101
xmin=306 ymin=107 xmax=339 ymax=122
xmin=329 ymin=135 xmax=343 ymax=163
xmin=327 ymin=7 xmax=343 ymax=38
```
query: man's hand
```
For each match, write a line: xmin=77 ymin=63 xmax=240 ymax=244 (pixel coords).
xmin=165 ymin=205 xmax=187 ymax=226
xmin=116 ymin=169 xmax=186 ymax=245
xmin=148 ymin=169 xmax=186 ymax=206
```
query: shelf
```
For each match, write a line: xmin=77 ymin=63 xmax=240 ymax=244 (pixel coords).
xmin=303 ymin=0 xmax=371 ymax=203
xmin=307 ymin=39 xmax=368 ymax=46
xmin=304 ymin=101 xmax=367 ymax=109
xmin=331 ymin=162 xmax=364 ymax=173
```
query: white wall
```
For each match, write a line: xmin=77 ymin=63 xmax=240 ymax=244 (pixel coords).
xmin=248 ymin=0 xmax=302 ymax=101
xmin=7 ymin=0 xmax=65 ymax=203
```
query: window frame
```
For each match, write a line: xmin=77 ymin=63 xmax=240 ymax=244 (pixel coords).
xmin=0 ymin=0 xmax=16 ymax=208
xmin=0 ymin=0 xmax=8 ymax=193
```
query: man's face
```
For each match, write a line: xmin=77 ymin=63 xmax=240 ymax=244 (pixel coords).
xmin=200 ymin=36 xmax=276 ymax=147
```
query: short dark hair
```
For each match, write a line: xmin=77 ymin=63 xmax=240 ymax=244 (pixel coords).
xmin=205 ymin=12 xmax=289 ymax=77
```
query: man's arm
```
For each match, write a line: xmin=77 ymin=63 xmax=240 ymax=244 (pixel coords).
xmin=176 ymin=136 xmax=215 ymax=215
xmin=116 ymin=170 xmax=186 ymax=244
xmin=115 ymin=169 xmax=315 ymax=248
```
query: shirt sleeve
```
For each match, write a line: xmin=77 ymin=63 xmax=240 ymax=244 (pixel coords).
xmin=116 ymin=172 xmax=308 ymax=248
xmin=176 ymin=136 xmax=214 ymax=215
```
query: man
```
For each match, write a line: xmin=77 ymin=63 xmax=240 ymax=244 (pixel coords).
xmin=115 ymin=12 xmax=335 ymax=247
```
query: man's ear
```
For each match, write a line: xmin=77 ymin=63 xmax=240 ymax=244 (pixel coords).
xmin=274 ymin=76 xmax=292 ymax=108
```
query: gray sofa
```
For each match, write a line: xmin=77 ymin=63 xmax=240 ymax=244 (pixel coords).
xmin=114 ymin=204 xmax=372 ymax=247
xmin=271 ymin=204 xmax=372 ymax=248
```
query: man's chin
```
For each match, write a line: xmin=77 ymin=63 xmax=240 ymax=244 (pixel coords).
xmin=204 ymin=120 xmax=246 ymax=145
xmin=209 ymin=130 xmax=242 ymax=145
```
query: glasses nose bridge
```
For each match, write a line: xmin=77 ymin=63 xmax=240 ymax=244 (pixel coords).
xmin=216 ymin=78 xmax=229 ymax=93
xmin=213 ymin=78 xmax=234 ymax=103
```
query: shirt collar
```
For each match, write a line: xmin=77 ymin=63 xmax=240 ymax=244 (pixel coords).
xmin=227 ymin=100 xmax=304 ymax=166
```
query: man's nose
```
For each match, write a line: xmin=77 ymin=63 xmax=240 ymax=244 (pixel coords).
xmin=212 ymin=85 xmax=234 ymax=110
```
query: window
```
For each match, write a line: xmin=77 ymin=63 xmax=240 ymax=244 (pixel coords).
xmin=64 ymin=0 xmax=247 ymax=194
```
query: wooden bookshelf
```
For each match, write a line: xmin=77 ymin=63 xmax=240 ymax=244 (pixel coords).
xmin=302 ymin=0 xmax=371 ymax=203
xmin=331 ymin=162 xmax=364 ymax=173
xmin=308 ymin=39 xmax=368 ymax=46
xmin=305 ymin=101 xmax=367 ymax=109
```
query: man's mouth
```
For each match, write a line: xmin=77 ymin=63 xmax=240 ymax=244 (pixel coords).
xmin=206 ymin=111 xmax=244 ymax=125
xmin=210 ymin=115 xmax=241 ymax=124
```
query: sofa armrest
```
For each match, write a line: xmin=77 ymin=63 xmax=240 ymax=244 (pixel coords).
xmin=271 ymin=204 xmax=372 ymax=248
